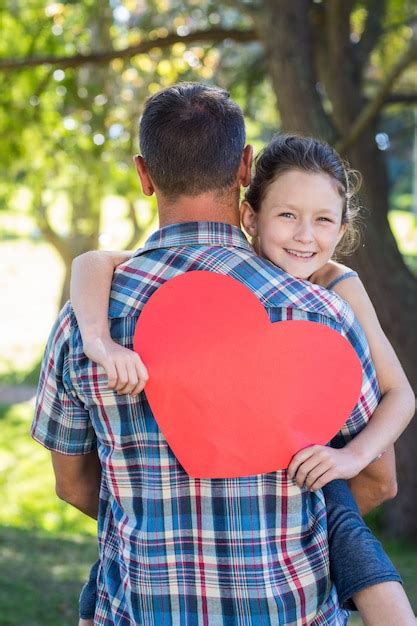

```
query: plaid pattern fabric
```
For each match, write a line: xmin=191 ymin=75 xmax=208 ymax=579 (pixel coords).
xmin=33 ymin=222 xmax=379 ymax=625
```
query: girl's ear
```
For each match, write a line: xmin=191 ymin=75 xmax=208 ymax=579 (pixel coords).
xmin=240 ymin=201 xmax=258 ymax=236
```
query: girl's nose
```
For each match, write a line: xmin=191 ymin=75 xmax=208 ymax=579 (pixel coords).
xmin=294 ymin=221 xmax=314 ymax=244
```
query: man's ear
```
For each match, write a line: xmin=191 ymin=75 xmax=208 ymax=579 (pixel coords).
xmin=134 ymin=155 xmax=155 ymax=196
xmin=239 ymin=145 xmax=253 ymax=188
xmin=240 ymin=200 xmax=258 ymax=236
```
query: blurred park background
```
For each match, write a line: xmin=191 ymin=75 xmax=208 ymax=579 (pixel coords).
xmin=1 ymin=1 xmax=417 ymax=624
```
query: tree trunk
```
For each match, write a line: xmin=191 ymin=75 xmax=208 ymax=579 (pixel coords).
xmin=255 ymin=0 xmax=417 ymax=540
xmin=257 ymin=0 xmax=335 ymax=142
xmin=56 ymin=230 xmax=100 ymax=308
xmin=59 ymin=257 xmax=72 ymax=309
xmin=347 ymin=130 xmax=417 ymax=540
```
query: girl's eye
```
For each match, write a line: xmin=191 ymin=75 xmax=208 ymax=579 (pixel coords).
xmin=279 ymin=212 xmax=295 ymax=219
xmin=318 ymin=217 xmax=333 ymax=223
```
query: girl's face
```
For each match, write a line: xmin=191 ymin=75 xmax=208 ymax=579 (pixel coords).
xmin=242 ymin=170 xmax=346 ymax=279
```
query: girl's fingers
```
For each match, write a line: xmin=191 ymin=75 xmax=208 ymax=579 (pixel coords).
xmin=121 ymin=357 xmax=146 ymax=395
xmin=304 ymin=463 xmax=332 ymax=490
xmin=134 ymin=354 xmax=149 ymax=381
xmin=109 ymin=354 xmax=149 ymax=396
xmin=121 ymin=364 xmax=139 ymax=395
xmin=309 ymin=469 xmax=335 ymax=492
xmin=287 ymin=447 xmax=317 ymax=479
xmin=105 ymin=362 xmax=118 ymax=389
xmin=130 ymin=361 xmax=149 ymax=397
xmin=115 ymin=362 xmax=130 ymax=394
xmin=292 ymin=452 xmax=326 ymax=487
xmin=130 ymin=383 xmax=143 ymax=398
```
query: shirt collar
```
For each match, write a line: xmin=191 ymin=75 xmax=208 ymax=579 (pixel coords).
xmin=133 ymin=221 xmax=254 ymax=256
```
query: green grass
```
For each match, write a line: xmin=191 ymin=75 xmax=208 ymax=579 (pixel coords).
xmin=0 ymin=401 xmax=97 ymax=624
xmin=0 ymin=526 xmax=97 ymax=626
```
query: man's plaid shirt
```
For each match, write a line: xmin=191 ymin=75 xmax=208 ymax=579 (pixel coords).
xmin=32 ymin=222 xmax=380 ymax=625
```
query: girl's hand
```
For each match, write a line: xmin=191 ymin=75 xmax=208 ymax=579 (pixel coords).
xmin=82 ymin=336 xmax=149 ymax=396
xmin=287 ymin=445 xmax=364 ymax=491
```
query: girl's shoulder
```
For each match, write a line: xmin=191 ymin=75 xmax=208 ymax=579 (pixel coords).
xmin=310 ymin=260 xmax=358 ymax=291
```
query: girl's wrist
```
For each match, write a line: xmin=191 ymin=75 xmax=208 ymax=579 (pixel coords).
xmin=80 ymin=325 xmax=112 ymax=346
xmin=344 ymin=442 xmax=376 ymax=472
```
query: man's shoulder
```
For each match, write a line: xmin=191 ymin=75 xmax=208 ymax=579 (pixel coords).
xmin=230 ymin=254 xmax=349 ymax=323
xmin=108 ymin=245 xmax=349 ymax=324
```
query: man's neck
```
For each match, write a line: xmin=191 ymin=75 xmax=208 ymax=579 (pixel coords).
xmin=157 ymin=190 xmax=241 ymax=228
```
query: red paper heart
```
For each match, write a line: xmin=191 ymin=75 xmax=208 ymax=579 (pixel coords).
xmin=134 ymin=271 xmax=362 ymax=478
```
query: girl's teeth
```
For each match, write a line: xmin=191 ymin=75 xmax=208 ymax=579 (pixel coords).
xmin=286 ymin=249 xmax=314 ymax=258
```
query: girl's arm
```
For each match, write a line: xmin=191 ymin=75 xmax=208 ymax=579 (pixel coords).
xmin=288 ymin=271 xmax=415 ymax=491
xmin=71 ymin=250 xmax=131 ymax=340
xmin=332 ymin=274 xmax=414 ymax=461
xmin=70 ymin=251 xmax=148 ymax=396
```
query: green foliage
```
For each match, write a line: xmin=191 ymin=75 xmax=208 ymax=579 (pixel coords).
xmin=0 ymin=0 xmax=414 ymax=217
xmin=0 ymin=358 xmax=42 ymax=388
xmin=388 ymin=209 xmax=417 ymax=275
xmin=0 ymin=0 xmax=274 ymax=234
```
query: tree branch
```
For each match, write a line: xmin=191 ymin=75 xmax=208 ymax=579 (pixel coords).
xmin=34 ymin=67 xmax=55 ymax=98
xmin=36 ymin=200 xmax=70 ymax=260
xmin=384 ymin=92 xmax=417 ymax=105
xmin=0 ymin=27 xmax=257 ymax=71
xmin=336 ymin=36 xmax=417 ymax=154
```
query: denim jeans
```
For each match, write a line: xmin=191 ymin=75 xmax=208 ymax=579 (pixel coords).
xmin=79 ymin=558 xmax=99 ymax=619
xmin=79 ymin=480 xmax=402 ymax=618
xmin=323 ymin=479 xmax=401 ymax=610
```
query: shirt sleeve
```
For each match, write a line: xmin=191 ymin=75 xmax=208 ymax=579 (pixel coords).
xmin=330 ymin=302 xmax=381 ymax=448
xmin=31 ymin=302 xmax=97 ymax=455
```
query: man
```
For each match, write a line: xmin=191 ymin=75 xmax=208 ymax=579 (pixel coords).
xmin=33 ymin=83 xmax=397 ymax=625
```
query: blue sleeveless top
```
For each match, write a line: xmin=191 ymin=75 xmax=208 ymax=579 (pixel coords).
xmin=327 ymin=270 xmax=358 ymax=291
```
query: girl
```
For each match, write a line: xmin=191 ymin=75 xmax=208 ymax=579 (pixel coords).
xmin=72 ymin=135 xmax=415 ymax=625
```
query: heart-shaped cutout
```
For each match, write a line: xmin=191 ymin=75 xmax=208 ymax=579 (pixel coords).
xmin=134 ymin=271 xmax=362 ymax=478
